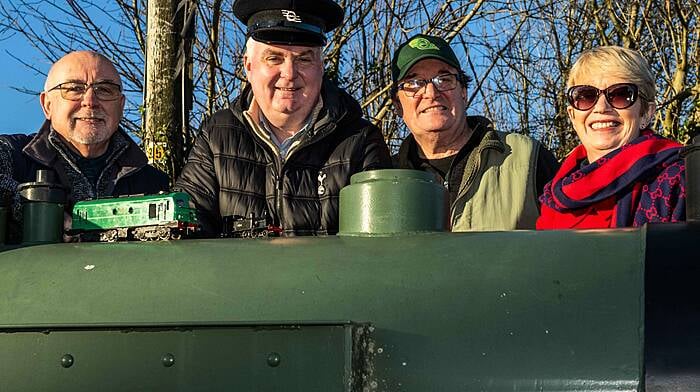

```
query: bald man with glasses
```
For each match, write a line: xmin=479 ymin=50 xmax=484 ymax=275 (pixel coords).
xmin=391 ymin=34 xmax=558 ymax=231
xmin=0 ymin=51 xmax=168 ymax=243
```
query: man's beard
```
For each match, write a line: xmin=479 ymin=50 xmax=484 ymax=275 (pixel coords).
xmin=69 ymin=113 xmax=113 ymax=145
xmin=71 ymin=127 xmax=112 ymax=145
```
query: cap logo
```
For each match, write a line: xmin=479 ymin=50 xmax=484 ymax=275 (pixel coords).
xmin=408 ymin=37 xmax=439 ymax=51
xmin=281 ymin=10 xmax=302 ymax=23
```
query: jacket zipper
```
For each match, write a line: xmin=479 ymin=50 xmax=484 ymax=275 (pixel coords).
xmin=242 ymin=111 xmax=285 ymax=227
xmin=275 ymin=156 xmax=284 ymax=229
xmin=274 ymin=125 xmax=332 ymax=233
xmin=242 ymin=109 xmax=337 ymax=233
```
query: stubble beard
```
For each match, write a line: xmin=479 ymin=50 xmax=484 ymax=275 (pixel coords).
xmin=69 ymin=120 xmax=113 ymax=146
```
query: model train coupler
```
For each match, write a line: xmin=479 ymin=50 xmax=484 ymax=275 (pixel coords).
xmin=17 ymin=169 xmax=67 ymax=244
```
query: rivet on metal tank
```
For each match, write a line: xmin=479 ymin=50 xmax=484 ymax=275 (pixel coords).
xmin=161 ymin=353 xmax=176 ymax=367
xmin=266 ymin=352 xmax=281 ymax=367
xmin=60 ymin=354 xmax=74 ymax=368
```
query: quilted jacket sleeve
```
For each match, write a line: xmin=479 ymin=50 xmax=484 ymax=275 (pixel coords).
xmin=174 ymin=123 xmax=221 ymax=236
xmin=0 ymin=135 xmax=31 ymax=243
xmin=359 ymin=123 xmax=392 ymax=171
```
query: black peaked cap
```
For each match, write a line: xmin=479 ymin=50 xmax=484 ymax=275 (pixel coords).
xmin=233 ymin=0 xmax=344 ymax=46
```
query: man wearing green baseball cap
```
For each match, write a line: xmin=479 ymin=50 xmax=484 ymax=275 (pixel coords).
xmin=391 ymin=34 xmax=558 ymax=231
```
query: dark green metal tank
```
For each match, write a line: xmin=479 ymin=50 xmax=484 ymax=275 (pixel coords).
xmin=0 ymin=169 xmax=698 ymax=391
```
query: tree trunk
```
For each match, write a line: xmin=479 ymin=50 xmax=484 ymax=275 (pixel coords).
xmin=145 ymin=0 xmax=177 ymax=181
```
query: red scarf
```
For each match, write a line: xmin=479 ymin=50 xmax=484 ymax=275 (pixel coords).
xmin=537 ymin=131 xmax=682 ymax=229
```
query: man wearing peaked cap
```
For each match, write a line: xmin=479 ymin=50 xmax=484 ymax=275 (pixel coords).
xmin=391 ymin=34 xmax=559 ymax=231
xmin=233 ymin=0 xmax=344 ymax=46
xmin=175 ymin=0 xmax=391 ymax=237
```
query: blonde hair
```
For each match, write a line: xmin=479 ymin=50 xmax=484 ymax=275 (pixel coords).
xmin=567 ymin=46 xmax=655 ymax=112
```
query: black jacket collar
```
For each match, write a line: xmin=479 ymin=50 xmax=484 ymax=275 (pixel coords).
xmin=231 ymin=76 xmax=362 ymax=143
xmin=394 ymin=115 xmax=500 ymax=169
xmin=22 ymin=120 xmax=148 ymax=172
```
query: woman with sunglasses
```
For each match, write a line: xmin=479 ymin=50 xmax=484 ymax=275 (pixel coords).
xmin=537 ymin=46 xmax=686 ymax=229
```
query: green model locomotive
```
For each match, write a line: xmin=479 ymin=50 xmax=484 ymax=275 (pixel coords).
xmin=71 ymin=192 xmax=199 ymax=241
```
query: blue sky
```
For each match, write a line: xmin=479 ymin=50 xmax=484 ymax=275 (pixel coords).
xmin=0 ymin=32 xmax=49 ymax=135
xmin=0 ymin=3 xmax=524 ymax=139
xmin=0 ymin=2 xmax=128 ymax=136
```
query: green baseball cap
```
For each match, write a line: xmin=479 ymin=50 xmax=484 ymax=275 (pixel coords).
xmin=391 ymin=34 xmax=461 ymax=83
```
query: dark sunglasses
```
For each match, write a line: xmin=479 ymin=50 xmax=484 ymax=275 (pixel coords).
xmin=567 ymin=83 xmax=640 ymax=111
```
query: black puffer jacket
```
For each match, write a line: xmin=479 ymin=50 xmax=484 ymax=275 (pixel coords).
xmin=175 ymin=79 xmax=392 ymax=236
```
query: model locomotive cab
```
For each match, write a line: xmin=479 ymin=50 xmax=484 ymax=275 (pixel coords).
xmin=71 ymin=192 xmax=199 ymax=241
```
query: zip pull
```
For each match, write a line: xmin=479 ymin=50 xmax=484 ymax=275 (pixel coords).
xmin=317 ymin=170 xmax=327 ymax=196
xmin=277 ymin=172 xmax=283 ymax=190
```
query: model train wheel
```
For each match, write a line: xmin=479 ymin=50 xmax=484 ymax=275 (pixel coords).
xmin=99 ymin=230 xmax=119 ymax=242
xmin=133 ymin=226 xmax=171 ymax=241
xmin=158 ymin=230 xmax=170 ymax=241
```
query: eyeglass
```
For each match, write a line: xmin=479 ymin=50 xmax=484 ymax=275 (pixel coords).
xmin=47 ymin=82 xmax=123 ymax=101
xmin=567 ymin=83 xmax=641 ymax=111
xmin=397 ymin=73 xmax=461 ymax=97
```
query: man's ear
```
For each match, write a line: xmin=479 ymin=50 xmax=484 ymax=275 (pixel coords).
xmin=392 ymin=97 xmax=403 ymax=117
xmin=118 ymin=93 xmax=126 ymax=121
xmin=243 ymin=53 xmax=251 ymax=77
xmin=39 ymin=92 xmax=51 ymax=120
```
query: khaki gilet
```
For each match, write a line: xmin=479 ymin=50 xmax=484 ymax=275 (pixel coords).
xmin=450 ymin=132 xmax=540 ymax=231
